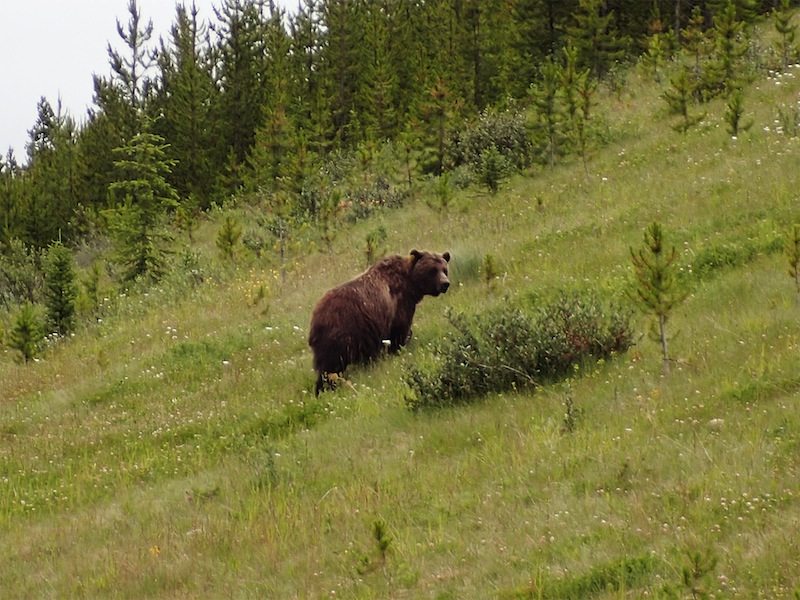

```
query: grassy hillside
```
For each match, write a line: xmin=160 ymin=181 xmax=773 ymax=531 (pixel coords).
xmin=2 ymin=57 xmax=800 ymax=597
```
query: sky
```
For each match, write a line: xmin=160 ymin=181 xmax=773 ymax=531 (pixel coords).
xmin=0 ymin=0 xmax=291 ymax=163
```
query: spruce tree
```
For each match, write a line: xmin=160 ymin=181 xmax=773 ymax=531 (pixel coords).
xmin=628 ymin=222 xmax=687 ymax=373
xmin=106 ymin=131 xmax=179 ymax=283
xmin=43 ymin=242 xmax=78 ymax=337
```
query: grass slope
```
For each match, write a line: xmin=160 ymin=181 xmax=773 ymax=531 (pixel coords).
xmin=2 ymin=63 xmax=800 ymax=597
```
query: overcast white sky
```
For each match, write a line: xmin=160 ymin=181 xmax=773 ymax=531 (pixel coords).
xmin=0 ymin=0 xmax=291 ymax=162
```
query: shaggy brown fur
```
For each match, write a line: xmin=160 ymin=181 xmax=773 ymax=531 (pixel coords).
xmin=308 ymin=249 xmax=451 ymax=394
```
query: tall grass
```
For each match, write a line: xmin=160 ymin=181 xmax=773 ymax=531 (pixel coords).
xmin=2 ymin=47 xmax=800 ymax=598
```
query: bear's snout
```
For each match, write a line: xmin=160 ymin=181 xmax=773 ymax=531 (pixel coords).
xmin=439 ymin=280 xmax=450 ymax=293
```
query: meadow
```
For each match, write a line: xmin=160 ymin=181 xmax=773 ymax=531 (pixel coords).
xmin=2 ymin=54 xmax=800 ymax=598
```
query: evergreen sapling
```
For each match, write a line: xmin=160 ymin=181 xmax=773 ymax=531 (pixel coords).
xmin=724 ymin=88 xmax=753 ymax=137
xmin=43 ymin=241 xmax=78 ymax=337
xmin=9 ymin=303 xmax=44 ymax=363
xmin=216 ymin=214 xmax=242 ymax=261
xmin=773 ymin=0 xmax=798 ymax=70
xmin=628 ymin=222 xmax=687 ymax=373
xmin=787 ymin=224 xmax=800 ymax=301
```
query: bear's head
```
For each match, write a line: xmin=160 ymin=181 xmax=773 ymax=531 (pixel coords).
xmin=410 ymin=249 xmax=451 ymax=297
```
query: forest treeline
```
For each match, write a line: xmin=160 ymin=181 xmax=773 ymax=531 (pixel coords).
xmin=0 ymin=0 xmax=797 ymax=357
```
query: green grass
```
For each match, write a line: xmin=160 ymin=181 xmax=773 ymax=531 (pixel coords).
xmin=3 ymin=56 xmax=800 ymax=597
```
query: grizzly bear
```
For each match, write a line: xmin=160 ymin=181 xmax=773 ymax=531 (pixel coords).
xmin=308 ymin=249 xmax=451 ymax=394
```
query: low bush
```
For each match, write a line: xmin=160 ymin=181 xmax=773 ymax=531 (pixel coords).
xmin=690 ymin=234 xmax=783 ymax=279
xmin=447 ymin=107 xmax=533 ymax=172
xmin=404 ymin=291 xmax=633 ymax=410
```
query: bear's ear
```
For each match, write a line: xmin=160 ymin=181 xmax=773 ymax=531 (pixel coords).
xmin=442 ymin=251 xmax=451 ymax=262
xmin=410 ymin=249 xmax=423 ymax=264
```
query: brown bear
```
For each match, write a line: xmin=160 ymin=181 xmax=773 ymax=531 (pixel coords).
xmin=308 ymin=249 xmax=451 ymax=394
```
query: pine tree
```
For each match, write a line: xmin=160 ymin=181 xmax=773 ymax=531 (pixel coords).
xmin=514 ymin=0 xmax=579 ymax=87
xmin=705 ymin=0 xmax=749 ymax=98
xmin=319 ymin=0 xmax=369 ymax=145
xmin=8 ymin=302 xmax=44 ymax=363
xmin=419 ymin=79 xmax=455 ymax=175
xmin=0 ymin=150 xmax=23 ymax=243
xmin=107 ymin=0 xmax=155 ymax=124
xmin=357 ymin=2 xmax=399 ymax=141
xmin=289 ymin=0 xmax=332 ymax=154
xmin=79 ymin=78 xmax=136 ymax=211
xmin=628 ymin=222 xmax=687 ymax=373
xmin=245 ymin=104 xmax=297 ymax=196
xmin=724 ymin=87 xmax=752 ymax=136
xmin=364 ymin=225 xmax=387 ymax=266
xmin=216 ymin=214 xmax=242 ymax=261
xmin=82 ymin=262 xmax=102 ymax=317
xmin=643 ymin=32 xmax=668 ymax=83
xmin=708 ymin=0 xmax=758 ymax=25
xmin=106 ymin=131 xmax=179 ymax=283
xmin=211 ymin=0 xmax=272 ymax=178
xmin=154 ymin=3 xmax=216 ymax=209
xmin=22 ymin=98 xmax=81 ymax=248
xmin=787 ymin=224 xmax=800 ymax=300
xmin=43 ymin=241 xmax=78 ymax=337
xmin=662 ymin=66 xmax=705 ymax=132
xmin=0 ymin=238 xmax=43 ymax=310
xmin=243 ymin=3 xmax=302 ymax=198
xmin=773 ymin=0 xmax=798 ymax=71
xmin=560 ymin=43 xmax=595 ymax=169
xmin=568 ymin=0 xmax=626 ymax=80
xmin=530 ymin=57 xmax=563 ymax=166
xmin=478 ymin=146 xmax=506 ymax=194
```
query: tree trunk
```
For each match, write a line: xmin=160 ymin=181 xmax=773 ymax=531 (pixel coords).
xmin=659 ymin=314 xmax=670 ymax=374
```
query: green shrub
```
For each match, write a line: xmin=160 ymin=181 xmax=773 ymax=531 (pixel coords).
xmin=510 ymin=555 xmax=658 ymax=599
xmin=691 ymin=234 xmax=783 ymax=279
xmin=344 ymin=177 xmax=410 ymax=223
xmin=404 ymin=292 xmax=632 ymax=410
xmin=447 ymin=107 xmax=533 ymax=172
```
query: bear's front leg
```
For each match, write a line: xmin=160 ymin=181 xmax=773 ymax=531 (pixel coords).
xmin=388 ymin=326 xmax=412 ymax=353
